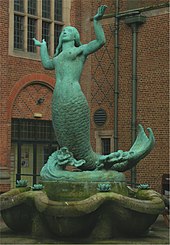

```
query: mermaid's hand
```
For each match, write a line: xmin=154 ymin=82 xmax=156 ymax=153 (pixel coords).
xmin=94 ymin=5 xmax=107 ymax=21
xmin=33 ymin=38 xmax=46 ymax=47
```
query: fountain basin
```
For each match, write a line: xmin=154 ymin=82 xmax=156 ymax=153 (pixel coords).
xmin=0 ymin=174 xmax=165 ymax=239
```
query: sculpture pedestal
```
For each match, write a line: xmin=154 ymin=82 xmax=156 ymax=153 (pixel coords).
xmin=0 ymin=171 xmax=165 ymax=240
xmin=41 ymin=170 xmax=127 ymax=201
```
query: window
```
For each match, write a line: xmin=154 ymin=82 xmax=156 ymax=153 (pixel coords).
xmin=101 ymin=138 xmax=111 ymax=155
xmin=95 ymin=130 xmax=114 ymax=155
xmin=54 ymin=24 xmax=63 ymax=52
xmin=28 ymin=0 xmax=37 ymax=15
xmin=42 ymin=21 xmax=50 ymax=49
xmin=11 ymin=119 xmax=59 ymax=186
xmin=12 ymin=118 xmax=56 ymax=142
xmin=55 ymin=0 xmax=63 ymax=21
xmin=10 ymin=0 xmax=68 ymax=58
xmin=42 ymin=0 xmax=51 ymax=18
xmin=27 ymin=18 xmax=37 ymax=52
xmin=14 ymin=0 xmax=24 ymax=12
xmin=14 ymin=15 xmax=24 ymax=50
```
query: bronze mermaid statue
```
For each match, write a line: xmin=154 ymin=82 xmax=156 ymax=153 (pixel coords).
xmin=33 ymin=5 xmax=155 ymax=174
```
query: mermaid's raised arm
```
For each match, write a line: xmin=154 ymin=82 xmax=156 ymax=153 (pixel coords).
xmin=83 ymin=5 xmax=107 ymax=56
xmin=33 ymin=38 xmax=54 ymax=70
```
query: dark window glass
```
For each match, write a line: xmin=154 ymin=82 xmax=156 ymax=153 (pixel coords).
xmin=27 ymin=18 xmax=36 ymax=52
xmin=14 ymin=0 xmax=24 ymax=12
xmin=11 ymin=119 xmax=56 ymax=142
xmin=20 ymin=120 xmax=35 ymax=140
xmin=28 ymin=0 xmax=37 ymax=15
xmin=101 ymin=138 xmax=111 ymax=155
xmin=36 ymin=121 xmax=51 ymax=140
xmin=14 ymin=15 xmax=24 ymax=50
xmin=42 ymin=21 xmax=50 ymax=49
xmin=43 ymin=145 xmax=58 ymax=164
xmin=54 ymin=24 xmax=62 ymax=51
xmin=54 ymin=0 xmax=62 ymax=21
xmin=43 ymin=146 xmax=50 ymax=164
xmin=42 ymin=0 xmax=51 ymax=19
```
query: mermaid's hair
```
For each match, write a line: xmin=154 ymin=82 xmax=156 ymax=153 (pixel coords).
xmin=54 ymin=26 xmax=82 ymax=57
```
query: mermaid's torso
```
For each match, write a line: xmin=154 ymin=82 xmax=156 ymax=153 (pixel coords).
xmin=52 ymin=49 xmax=98 ymax=168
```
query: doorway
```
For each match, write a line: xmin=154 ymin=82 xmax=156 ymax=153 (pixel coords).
xmin=11 ymin=118 xmax=59 ymax=187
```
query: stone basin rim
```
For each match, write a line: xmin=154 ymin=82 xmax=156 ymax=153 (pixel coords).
xmin=41 ymin=180 xmax=127 ymax=183
xmin=0 ymin=188 xmax=164 ymax=216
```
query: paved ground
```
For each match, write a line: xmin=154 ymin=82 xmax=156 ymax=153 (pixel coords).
xmin=0 ymin=214 xmax=169 ymax=244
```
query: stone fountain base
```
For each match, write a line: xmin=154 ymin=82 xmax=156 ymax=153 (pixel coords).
xmin=0 ymin=170 xmax=165 ymax=240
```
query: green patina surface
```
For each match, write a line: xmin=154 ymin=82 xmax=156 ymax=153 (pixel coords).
xmin=33 ymin=5 xmax=155 ymax=180
xmin=0 ymin=6 xmax=164 ymax=241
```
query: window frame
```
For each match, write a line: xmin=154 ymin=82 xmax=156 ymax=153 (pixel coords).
xmin=9 ymin=0 xmax=71 ymax=59
xmin=95 ymin=130 xmax=114 ymax=155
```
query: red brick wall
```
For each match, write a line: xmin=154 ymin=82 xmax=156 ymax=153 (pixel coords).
xmin=0 ymin=0 xmax=169 ymax=193
xmin=136 ymin=13 xmax=169 ymax=192
xmin=0 ymin=1 xmax=56 ymax=192
xmin=0 ymin=0 xmax=9 ymax=170
xmin=74 ymin=0 xmax=169 ymax=192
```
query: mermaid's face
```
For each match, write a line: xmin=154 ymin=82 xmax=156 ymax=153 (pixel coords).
xmin=61 ymin=27 xmax=75 ymax=42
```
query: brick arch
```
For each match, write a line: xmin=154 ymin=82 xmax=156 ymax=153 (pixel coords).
xmin=7 ymin=73 xmax=55 ymax=120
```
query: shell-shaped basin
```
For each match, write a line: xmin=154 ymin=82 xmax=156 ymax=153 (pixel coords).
xmin=0 ymin=177 xmax=165 ymax=239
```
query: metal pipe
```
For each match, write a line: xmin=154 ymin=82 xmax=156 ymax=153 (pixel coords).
xmin=132 ymin=23 xmax=138 ymax=144
xmin=125 ymin=14 xmax=146 ymax=187
xmin=131 ymin=23 xmax=138 ymax=186
xmin=95 ymin=2 xmax=169 ymax=20
xmin=114 ymin=0 xmax=119 ymax=152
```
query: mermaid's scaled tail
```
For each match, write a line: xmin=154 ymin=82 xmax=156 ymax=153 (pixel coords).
xmin=41 ymin=123 xmax=155 ymax=177
xmin=51 ymin=86 xmax=155 ymax=172
xmin=96 ymin=124 xmax=155 ymax=172
xmin=52 ymin=91 xmax=100 ymax=170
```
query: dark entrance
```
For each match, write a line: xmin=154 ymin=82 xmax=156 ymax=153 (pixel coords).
xmin=11 ymin=118 xmax=59 ymax=187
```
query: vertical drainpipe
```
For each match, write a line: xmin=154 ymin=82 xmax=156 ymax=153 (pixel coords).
xmin=131 ymin=23 xmax=138 ymax=186
xmin=114 ymin=0 xmax=119 ymax=152
xmin=125 ymin=15 xmax=146 ymax=187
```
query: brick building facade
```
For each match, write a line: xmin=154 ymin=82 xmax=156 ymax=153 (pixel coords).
xmin=0 ymin=0 xmax=169 ymax=193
